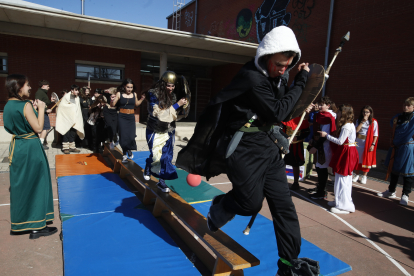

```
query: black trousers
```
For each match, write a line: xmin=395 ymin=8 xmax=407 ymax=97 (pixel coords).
xmin=91 ymin=118 xmax=106 ymax=151
xmin=315 ymin=167 xmax=328 ymax=193
xmin=389 ymin=173 xmax=413 ymax=196
xmin=63 ymin=128 xmax=77 ymax=143
xmin=214 ymin=131 xmax=301 ymax=264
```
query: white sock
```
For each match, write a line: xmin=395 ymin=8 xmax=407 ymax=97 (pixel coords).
xmin=40 ymin=138 xmax=44 ymax=144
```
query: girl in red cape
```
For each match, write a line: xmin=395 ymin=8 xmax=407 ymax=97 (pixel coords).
xmin=319 ymin=104 xmax=359 ymax=214
xmin=307 ymin=97 xmax=337 ymax=199
xmin=282 ymin=116 xmax=310 ymax=190
xmin=353 ymin=106 xmax=378 ymax=184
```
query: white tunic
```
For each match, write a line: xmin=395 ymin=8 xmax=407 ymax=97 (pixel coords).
xmin=355 ymin=119 xmax=378 ymax=162
xmin=316 ymin=110 xmax=337 ymax=169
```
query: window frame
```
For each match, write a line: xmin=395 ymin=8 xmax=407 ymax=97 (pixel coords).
xmin=75 ymin=63 xmax=124 ymax=82
xmin=0 ymin=56 xmax=8 ymax=74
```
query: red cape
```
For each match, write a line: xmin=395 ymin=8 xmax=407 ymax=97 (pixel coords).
xmin=282 ymin=116 xmax=310 ymax=130
xmin=362 ymin=118 xmax=378 ymax=168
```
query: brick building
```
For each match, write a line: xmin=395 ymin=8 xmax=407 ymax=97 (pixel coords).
xmin=167 ymin=0 xmax=414 ymax=149
xmin=0 ymin=0 xmax=256 ymax=132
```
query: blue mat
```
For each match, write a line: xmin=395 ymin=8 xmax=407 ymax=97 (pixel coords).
xmin=58 ymin=173 xmax=199 ymax=276
xmin=192 ymin=202 xmax=352 ymax=276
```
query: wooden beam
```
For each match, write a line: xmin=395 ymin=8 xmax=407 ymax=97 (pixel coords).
xmin=153 ymin=198 xmax=168 ymax=217
xmin=143 ymin=188 xmax=156 ymax=205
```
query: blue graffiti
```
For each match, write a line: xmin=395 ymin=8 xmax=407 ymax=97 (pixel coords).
xmin=255 ymin=0 xmax=291 ymax=43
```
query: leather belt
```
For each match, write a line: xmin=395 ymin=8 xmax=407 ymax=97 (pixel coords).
xmin=120 ymin=108 xmax=135 ymax=114
xmin=357 ymin=134 xmax=367 ymax=140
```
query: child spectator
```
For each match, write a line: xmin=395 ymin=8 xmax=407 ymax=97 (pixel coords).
xmin=378 ymin=97 xmax=414 ymax=205
xmin=319 ymin=104 xmax=358 ymax=214
xmin=353 ymin=106 xmax=379 ymax=184
xmin=283 ymin=116 xmax=310 ymax=190
xmin=307 ymin=97 xmax=337 ymax=199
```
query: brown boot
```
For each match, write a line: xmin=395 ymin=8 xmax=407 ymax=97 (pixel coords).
xmin=63 ymin=149 xmax=70 ymax=154
xmin=69 ymin=148 xmax=81 ymax=153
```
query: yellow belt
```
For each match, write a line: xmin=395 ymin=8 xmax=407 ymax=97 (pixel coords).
xmin=357 ymin=134 xmax=366 ymax=140
xmin=344 ymin=142 xmax=357 ymax=146
xmin=9 ymin=132 xmax=37 ymax=166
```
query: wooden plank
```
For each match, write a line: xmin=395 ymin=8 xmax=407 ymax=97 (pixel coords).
xmin=119 ymin=165 xmax=129 ymax=179
xmin=143 ymin=188 xmax=156 ymax=205
xmin=213 ymin=258 xmax=244 ymax=276
xmin=113 ymin=160 xmax=121 ymax=173
xmin=153 ymin=198 xmax=168 ymax=217
xmin=162 ymin=211 xmax=217 ymax=272
xmin=118 ymin=160 xmax=260 ymax=271
xmin=125 ymin=174 xmax=146 ymax=194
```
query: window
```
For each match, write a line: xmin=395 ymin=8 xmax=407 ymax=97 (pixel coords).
xmin=76 ymin=64 xmax=123 ymax=81
xmin=0 ymin=56 xmax=7 ymax=74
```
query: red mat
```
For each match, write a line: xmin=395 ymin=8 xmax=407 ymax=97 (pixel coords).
xmin=55 ymin=154 xmax=113 ymax=177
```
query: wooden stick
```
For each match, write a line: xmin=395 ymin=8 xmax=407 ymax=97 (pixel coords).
xmin=50 ymin=97 xmax=63 ymax=111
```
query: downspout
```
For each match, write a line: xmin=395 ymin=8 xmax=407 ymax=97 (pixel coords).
xmin=322 ymin=0 xmax=335 ymax=97
xmin=194 ymin=0 xmax=198 ymax=33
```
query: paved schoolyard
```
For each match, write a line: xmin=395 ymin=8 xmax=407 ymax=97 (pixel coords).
xmin=0 ymin=141 xmax=413 ymax=275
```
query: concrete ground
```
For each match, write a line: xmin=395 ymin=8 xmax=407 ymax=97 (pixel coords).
xmin=0 ymin=139 xmax=413 ymax=275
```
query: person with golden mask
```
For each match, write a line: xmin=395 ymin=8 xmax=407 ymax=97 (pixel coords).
xmin=142 ymin=71 xmax=188 ymax=193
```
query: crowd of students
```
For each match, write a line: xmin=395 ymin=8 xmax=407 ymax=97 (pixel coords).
xmin=4 ymin=72 xmax=189 ymax=239
xmin=286 ymin=96 xmax=414 ymax=215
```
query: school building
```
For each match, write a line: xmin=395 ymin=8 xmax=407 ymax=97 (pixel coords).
xmin=1 ymin=0 xmax=413 ymax=149
xmin=0 ymin=0 xmax=256 ymax=131
xmin=167 ymin=0 xmax=414 ymax=149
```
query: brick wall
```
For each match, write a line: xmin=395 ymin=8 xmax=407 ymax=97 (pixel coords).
xmin=168 ymin=0 xmax=414 ymax=149
xmin=0 ymin=33 xmax=142 ymax=124
xmin=195 ymin=79 xmax=212 ymax=118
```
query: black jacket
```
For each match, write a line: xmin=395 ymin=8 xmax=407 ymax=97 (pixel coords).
xmin=176 ymin=60 xmax=308 ymax=179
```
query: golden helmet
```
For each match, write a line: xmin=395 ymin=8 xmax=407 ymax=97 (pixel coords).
xmin=161 ymin=71 xmax=177 ymax=84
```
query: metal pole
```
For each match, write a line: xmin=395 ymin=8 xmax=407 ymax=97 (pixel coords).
xmin=322 ymin=0 xmax=335 ymax=96
xmin=81 ymin=0 xmax=84 ymax=15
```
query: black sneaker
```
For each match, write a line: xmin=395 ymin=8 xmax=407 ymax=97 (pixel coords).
xmin=310 ymin=191 xmax=327 ymax=200
xmin=290 ymin=182 xmax=300 ymax=190
xmin=43 ymin=145 xmax=49 ymax=150
xmin=29 ymin=226 xmax=58 ymax=239
xmin=143 ymin=166 xmax=151 ymax=181
xmin=157 ymin=179 xmax=170 ymax=193
xmin=207 ymin=212 xmax=218 ymax=232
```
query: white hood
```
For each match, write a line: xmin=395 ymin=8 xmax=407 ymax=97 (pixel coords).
xmin=254 ymin=26 xmax=301 ymax=77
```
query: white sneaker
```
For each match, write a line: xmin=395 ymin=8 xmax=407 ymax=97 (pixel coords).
xmin=377 ymin=190 xmax=396 ymax=198
xmin=352 ymin=174 xmax=359 ymax=182
xmin=400 ymin=194 xmax=409 ymax=206
xmin=121 ymin=155 xmax=128 ymax=164
xmin=360 ymin=175 xmax=367 ymax=184
xmin=109 ymin=142 xmax=114 ymax=150
xmin=330 ymin=207 xmax=350 ymax=214
xmin=327 ymin=201 xmax=336 ymax=207
xmin=143 ymin=172 xmax=150 ymax=181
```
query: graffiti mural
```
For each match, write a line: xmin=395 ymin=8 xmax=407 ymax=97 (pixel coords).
xmin=185 ymin=10 xmax=194 ymax=27
xmin=236 ymin=9 xmax=253 ymax=38
xmin=255 ymin=0 xmax=291 ymax=43
xmin=290 ymin=0 xmax=315 ymax=42
xmin=292 ymin=0 xmax=315 ymax=19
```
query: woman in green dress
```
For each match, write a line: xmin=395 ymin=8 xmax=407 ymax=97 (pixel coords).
xmin=4 ymin=74 xmax=57 ymax=239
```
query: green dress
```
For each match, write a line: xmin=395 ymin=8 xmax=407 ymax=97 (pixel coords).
xmin=4 ymin=100 xmax=54 ymax=232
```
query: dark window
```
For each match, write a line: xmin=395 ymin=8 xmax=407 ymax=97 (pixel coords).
xmin=0 ymin=56 xmax=7 ymax=74
xmin=76 ymin=64 xmax=123 ymax=81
